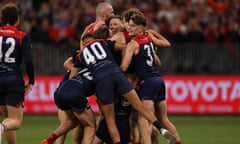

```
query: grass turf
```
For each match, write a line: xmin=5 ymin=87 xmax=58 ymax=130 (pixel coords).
xmin=1 ymin=115 xmax=240 ymax=144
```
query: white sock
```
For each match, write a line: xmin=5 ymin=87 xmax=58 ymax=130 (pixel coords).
xmin=0 ymin=123 xmax=4 ymax=133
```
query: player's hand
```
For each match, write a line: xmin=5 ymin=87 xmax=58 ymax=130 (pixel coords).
xmin=25 ymin=84 xmax=33 ymax=95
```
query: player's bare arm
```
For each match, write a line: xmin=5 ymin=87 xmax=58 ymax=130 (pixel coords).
xmin=63 ymin=57 xmax=73 ymax=70
xmin=120 ymin=41 xmax=138 ymax=72
xmin=155 ymin=54 xmax=161 ymax=67
xmin=146 ymin=29 xmax=171 ymax=48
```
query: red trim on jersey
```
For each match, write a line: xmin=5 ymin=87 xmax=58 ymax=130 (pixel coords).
xmin=133 ymin=32 xmax=152 ymax=55
xmin=123 ymin=31 xmax=131 ymax=39
xmin=0 ymin=25 xmax=26 ymax=46
xmin=77 ymin=52 xmax=81 ymax=63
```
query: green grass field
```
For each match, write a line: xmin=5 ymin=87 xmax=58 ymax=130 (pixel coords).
xmin=1 ymin=115 xmax=240 ymax=144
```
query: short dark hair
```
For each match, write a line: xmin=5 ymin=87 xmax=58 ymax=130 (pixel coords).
xmin=93 ymin=26 xmax=109 ymax=39
xmin=130 ymin=14 xmax=147 ymax=27
xmin=105 ymin=15 xmax=122 ymax=27
xmin=122 ymin=8 xmax=144 ymax=22
xmin=1 ymin=3 xmax=20 ymax=25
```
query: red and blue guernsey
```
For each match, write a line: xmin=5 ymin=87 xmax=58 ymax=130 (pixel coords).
xmin=133 ymin=32 xmax=160 ymax=80
xmin=0 ymin=25 xmax=34 ymax=84
xmin=79 ymin=39 xmax=121 ymax=83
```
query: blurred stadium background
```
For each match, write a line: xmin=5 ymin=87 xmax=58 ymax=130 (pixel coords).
xmin=0 ymin=0 xmax=240 ymax=143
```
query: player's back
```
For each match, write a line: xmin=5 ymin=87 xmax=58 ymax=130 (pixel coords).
xmin=0 ymin=25 xmax=26 ymax=83
xmin=80 ymin=39 xmax=121 ymax=82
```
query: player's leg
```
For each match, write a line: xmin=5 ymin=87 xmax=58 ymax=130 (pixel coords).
xmin=114 ymin=73 xmax=158 ymax=124
xmin=1 ymin=106 xmax=16 ymax=144
xmin=155 ymin=100 xmax=182 ymax=144
xmin=0 ymin=106 xmax=7 ymax=143
xmin=130 ymin=110 xmax=142 ymax=144
xmin=122 ymin=90 xmax=156 ymax=124
xmin=95 ymin=76 xmax=122 ymax=144
xmin=55 ymin=109 xmax=69 ymax=144
xmin=4 ymin=130 xmax=16 ymax=144
xmin=0 ymin=82 xmax=25 ymax=144
xmin=99 ymin=103 xmax=120 ymax=144
xmin=40 ymin=111 xmax=78 ymax=144
xmin=1 ymin=105 xmax=23 ymax=144
xmin=151 ymin=126 xmax=159 ymax=144
xmin=122 ymin=90 xmax=176 ymax=143
xmin=137 ymin=100 xmax=154 ymax=144
xmin=92 ymin=135 xmax=104 ymax=144
xmin=95 ymin=100 xmax=104 ymax=130
xmin=73 ymin=125 xmax=84 ymax=144
xmin=73 ymin=108 xmax=96 ymax=144
xmin=55 ymin=111 xmax=84 ymax=144
xmin=128 ymin=75 xmax=142 ymax=144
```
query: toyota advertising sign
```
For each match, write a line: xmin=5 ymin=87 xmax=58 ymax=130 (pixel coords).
xmin=24 ymin=75 xmax=240 ymax=114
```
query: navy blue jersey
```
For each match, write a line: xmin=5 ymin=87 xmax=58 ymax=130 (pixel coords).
xmin=133 ymin=33 xmax=160 ymax=80
xmin=79 ymin=39 xmax=121 ymax=82
xmin=0 ymin=25 xmax=34 ymax=84
xmin=78 ymin=39 xmax=133 ymax=105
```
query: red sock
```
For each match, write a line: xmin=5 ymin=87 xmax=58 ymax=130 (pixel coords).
xmin=46 ymin=133 xmax=57 ymax=144
xmin=176 ymin=140 xmax=182 ymax=144
xmin=131 ymin=142 xmax=142 ymax=144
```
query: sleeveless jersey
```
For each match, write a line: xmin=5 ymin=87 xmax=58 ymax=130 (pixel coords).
xmin=133 ymin=32 xmax=160 ymax=80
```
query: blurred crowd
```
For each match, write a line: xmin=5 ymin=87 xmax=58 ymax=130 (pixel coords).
xmin=0 ymin=0 xmax=239 ymax=48
xmin=0 ymin=0 xmax=238 ymax=74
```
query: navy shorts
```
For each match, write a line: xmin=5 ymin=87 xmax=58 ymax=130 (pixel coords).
xmin=139 ymin=76 xmax=166 ymax=101
xmin=54 ymin=78 xmax=94 ymax=112
xmin=0 ymin=82 xmax=25 ymax=107
xmin=96 ymin=72 xmax=133 ymax=105
xmin=96 ymin=117 xmax=131 ymax=143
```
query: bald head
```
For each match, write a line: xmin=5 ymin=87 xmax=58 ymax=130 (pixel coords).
xmin=96 ymin=2 xmax=114 ymax=20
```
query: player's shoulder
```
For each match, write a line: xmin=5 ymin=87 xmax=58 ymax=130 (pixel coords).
xmin=134 ymin=33 xmax=152 ymax=44
xmin=18 ymin=30 xmax=27 ymax=37
xmin=0 ymin=25 xmax=27 ymax=37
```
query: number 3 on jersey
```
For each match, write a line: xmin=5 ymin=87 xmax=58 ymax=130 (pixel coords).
xmin=0 ymin=36 xmax=16 ymax=63
xmin=82 ymin=42 xmax=107 ymax=65
xmin=144 ymin=42 xmax=155 ymax=67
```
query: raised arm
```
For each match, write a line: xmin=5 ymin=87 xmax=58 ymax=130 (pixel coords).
xmin=147 ymin=29 xmax=171 ymax=48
